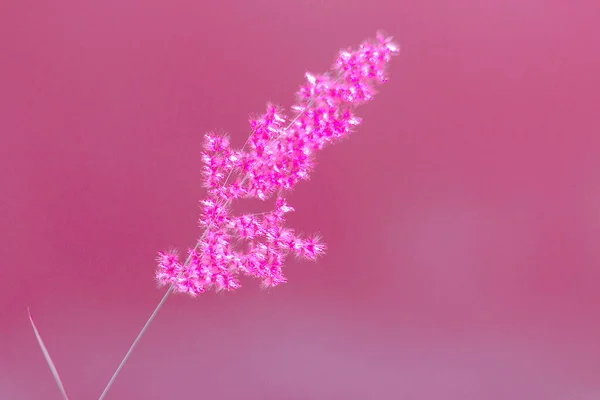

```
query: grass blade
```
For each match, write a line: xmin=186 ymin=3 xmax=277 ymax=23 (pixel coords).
xmin=27 ymin=307 xmax=70 ymax=400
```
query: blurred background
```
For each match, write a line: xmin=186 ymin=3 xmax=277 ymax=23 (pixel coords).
xmin=1 ymin=0 xmax=600 ymax=398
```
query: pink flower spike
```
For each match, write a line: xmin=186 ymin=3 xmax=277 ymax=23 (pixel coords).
xmin=157 ymin=32 xmax=398 ymax=296
xmin=100 ymin=30 xmax=400 ymax=400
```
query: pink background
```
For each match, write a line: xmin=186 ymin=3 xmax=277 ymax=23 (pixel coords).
xmin=2 ymin=0 xmax=600 ymax=399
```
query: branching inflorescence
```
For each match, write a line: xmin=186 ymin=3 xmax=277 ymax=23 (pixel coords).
xmin=155 ymin=32 xmax=399 ymax=296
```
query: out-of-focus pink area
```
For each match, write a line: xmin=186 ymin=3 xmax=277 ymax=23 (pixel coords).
xmin=1 ymin=0 xmax=599 ymax=398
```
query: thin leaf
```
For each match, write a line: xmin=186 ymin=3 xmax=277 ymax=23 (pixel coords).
xmin=28 ymin=307 xmax=70 ymax=400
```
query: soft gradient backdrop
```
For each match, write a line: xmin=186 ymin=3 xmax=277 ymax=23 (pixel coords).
xmin=2 ymin=0 xmax=600 ymax=399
